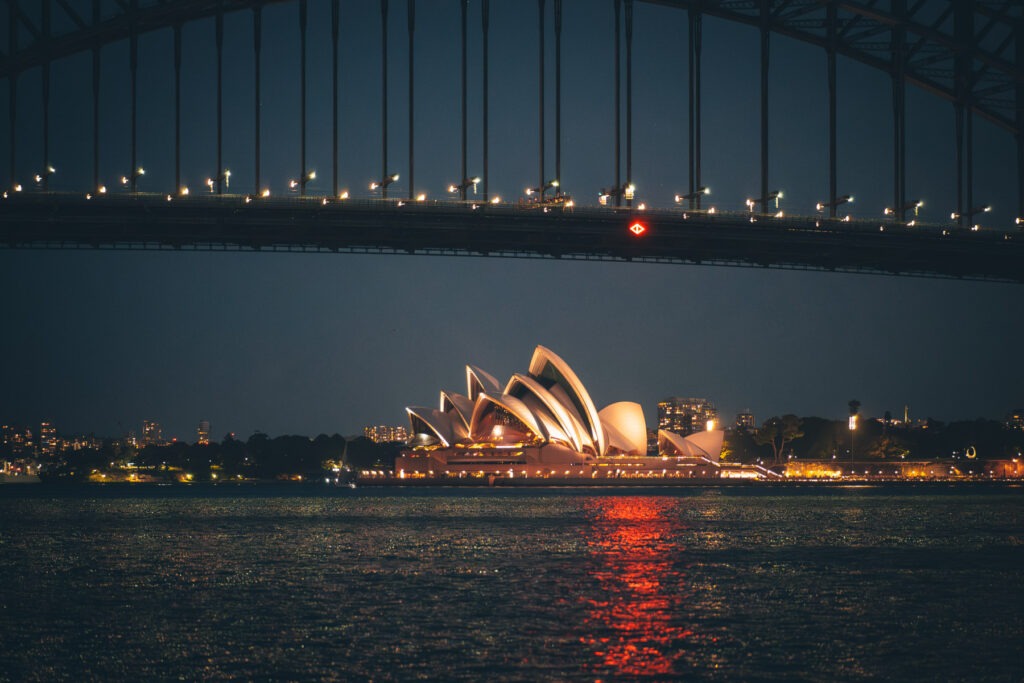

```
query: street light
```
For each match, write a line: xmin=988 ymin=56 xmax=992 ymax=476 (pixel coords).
xmin=369 ymin=173 xmax=400 ymax=191
xmin=120 ymin=167 xmax=145 ymax=190
xmin=884 ymin=199 xmax=923 ymax=219
xmin=525 ymin=179 xmax=559 ymax=198
xmin=206 ymin=170 xmax=232 ymax=193
xmin=448 ymin=176 xmax=482 ymax=198
xmin=950 ymin=204 xmax=991 ymax=226
xmin=815 ymin=194 xmax=853 ymax=213
xmin=598 ymin=183 xmax=634 ymax=206
xmin=746 ymin=190 xmax=783 ymax=213
xmin=33 ymin=165 xmax=56 ymax=187
xmin=289 ymin=169 xmax=317 ymax=193
xmin=674 ymin=186 xmax=710 ymax=209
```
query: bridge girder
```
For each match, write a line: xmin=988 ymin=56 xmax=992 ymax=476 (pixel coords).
xmin=0 ymin=0 xmax=1021 ymax=135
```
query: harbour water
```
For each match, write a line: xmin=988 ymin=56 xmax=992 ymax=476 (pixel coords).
xmin=0 ymin=485 xmax=1020 ymax=681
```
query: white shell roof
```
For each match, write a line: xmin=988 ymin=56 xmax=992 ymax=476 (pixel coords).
xmin=527 ymin=345 xmax=607 ymax=456
xmin=466 ymin=365 xmax=500 ymax=401
xmin=468 ymin=392 xmax=546 ymax=443
xmin=598 ymin=402 xmax=648 ymax=456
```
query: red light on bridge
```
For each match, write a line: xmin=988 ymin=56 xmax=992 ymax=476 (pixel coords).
xmin=629 ymin=221 xmax=647 ymax=237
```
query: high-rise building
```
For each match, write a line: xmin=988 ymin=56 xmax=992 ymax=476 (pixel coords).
xmin=735 ymin=411 xmax=756 ymax=431
xmin=197 ymin=420 xmax=211 ymax=445
xmin=364 ymin=425 xmax=410 ymax=443
xmin=1007 ymin=409 xmax=1024 ymax=431
xmin=38 ymin=421 xmax=57 ymax=457
xmin=658 ymin=397 xmax=718 ymax=436
xmin=2 ymin=425 xmax=34 ymax=455
xmin=142 ymin=420 xmax=163 ymax=446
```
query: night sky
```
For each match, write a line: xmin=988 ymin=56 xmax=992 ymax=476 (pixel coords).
xmin=2 ymin=0 xmax=1021 ymax=440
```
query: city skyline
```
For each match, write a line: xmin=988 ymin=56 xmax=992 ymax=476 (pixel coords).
xmin=1 ymin=1 xmax=1021 ymax=440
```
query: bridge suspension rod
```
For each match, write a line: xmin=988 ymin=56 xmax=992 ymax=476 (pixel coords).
xmin=333 ymin=0 xmax=340 ymax=199
xmin=760 ymin=0 xmax=769 ymax=209
xmin=92 ymin=0 xmax=99 ymax=191
xmin=625 ymin=0 xmax=633 ymax=208
xmin=538 ymin=0 xmax=545 ymax=198
xmin=826 ymin=2 xmax=836 ymax=219
xmin=174 ymin=23 xmax=181 ymax=192
xmin=892 ymin=0 xmax=906 ymax=223
xmin=555 ymin=0 xmax=562 ymax=188
xmin=299 ymin=0 xmax=306 ymax=197
xmin=461 ymin=0 xmax=468 ymax=201
xmin=216 ymin=2 xmax=224 ymax=194
xmin=381 ymin=0 xmax=389 ymax=200
xmin=482 ymin=0 xmax=489 ymax=202
xmin=8 ymin=0 xmax=16 ymax=188
xmin=688 ymin=8 xmax=702 ymax=211
xmin=407 ymin=0 xmax=414 ymax=200
xmin=614 ymin=0 xmax=620 ymax=207
xmin=253 ymin=4 xmax=262 ymax=195
xmin=130 ymin=0 xmax=138 ymax=193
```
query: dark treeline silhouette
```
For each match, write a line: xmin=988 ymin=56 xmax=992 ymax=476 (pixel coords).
xmin=30 ymin=433 xmax=405 ymax=482
xmin=725 ymin=417 xmax=1024 ymax=465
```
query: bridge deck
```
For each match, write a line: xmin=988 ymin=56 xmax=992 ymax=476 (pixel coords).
xmin=1 ymin=193 xmax=1021 ymax=283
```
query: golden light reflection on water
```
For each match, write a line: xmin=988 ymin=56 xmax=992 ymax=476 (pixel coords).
xmin=581 ymin=497 xmax=701 ymax=677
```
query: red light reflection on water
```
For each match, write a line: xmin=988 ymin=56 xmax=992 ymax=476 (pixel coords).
xmin=581 ymin=497 xmax=693 ymax=677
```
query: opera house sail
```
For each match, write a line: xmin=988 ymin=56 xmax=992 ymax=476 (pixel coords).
xmin=389 ymin=345 xmax=762 ymax=481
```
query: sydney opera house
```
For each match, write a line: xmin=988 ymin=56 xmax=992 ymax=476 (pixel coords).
xmin=392 ymin=345 xmax=768 ymax=481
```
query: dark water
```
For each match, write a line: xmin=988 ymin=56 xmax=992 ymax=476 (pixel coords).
xmin=0 ymin=485 xmax=1021 ymax=681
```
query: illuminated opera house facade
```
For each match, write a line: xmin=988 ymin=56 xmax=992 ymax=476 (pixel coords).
xmin=393 ymin=346 xmax=769 ymax=481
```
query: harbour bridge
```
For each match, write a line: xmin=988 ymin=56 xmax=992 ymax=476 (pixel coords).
xmin=1 ymin=0 xmax=1023 ymax=283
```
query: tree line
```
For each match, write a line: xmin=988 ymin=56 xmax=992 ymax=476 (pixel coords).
xmin=725 ymin=415 xmax=1024 ymax=466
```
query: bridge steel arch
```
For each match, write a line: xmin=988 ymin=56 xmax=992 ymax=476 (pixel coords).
xmin=1 ymin=1 xmax=1024 ymax=244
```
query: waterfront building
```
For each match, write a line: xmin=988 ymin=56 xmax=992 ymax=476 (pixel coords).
xmin=735 ymin=411 xmax=755 ymax=431
xmin=364 ymin=425 xmax=410 ymax=443
xmin=391 ymin=346 xmax=770 ymax=481
xmin=141 ymin=420 xmax=163 ymax=446
xmin=197 ymin=420 xmax=211 ymax=446
xmin=1 ymin=425 xmax=33 ymax=455
xmin=38 ymin=421 xmax=57 ymax=457
xmin=658 ymin=397 xmax=718 ymax=436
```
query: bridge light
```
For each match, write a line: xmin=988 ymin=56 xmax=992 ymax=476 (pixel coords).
xmin=637 ymin=203 xmax=646 ymax=211
xmin=489 ymin=195 xmax=500 ymax=204
xmin=98 ymin=185 xmax=107 ymax=194
xmin=629 ymin=221 xmax=647 ymax=236
xmin=206 ymin=178 xmax=216 ymax=192
xmin=166 ymin=194 xmax=173 ymax=202
xmin=417 ymin=193 xmax=427 ymax=202
xmin=339 ymin=191 xmax=350 ymax=200
xmin=260 ymin=188 xmax=270 ymax=198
